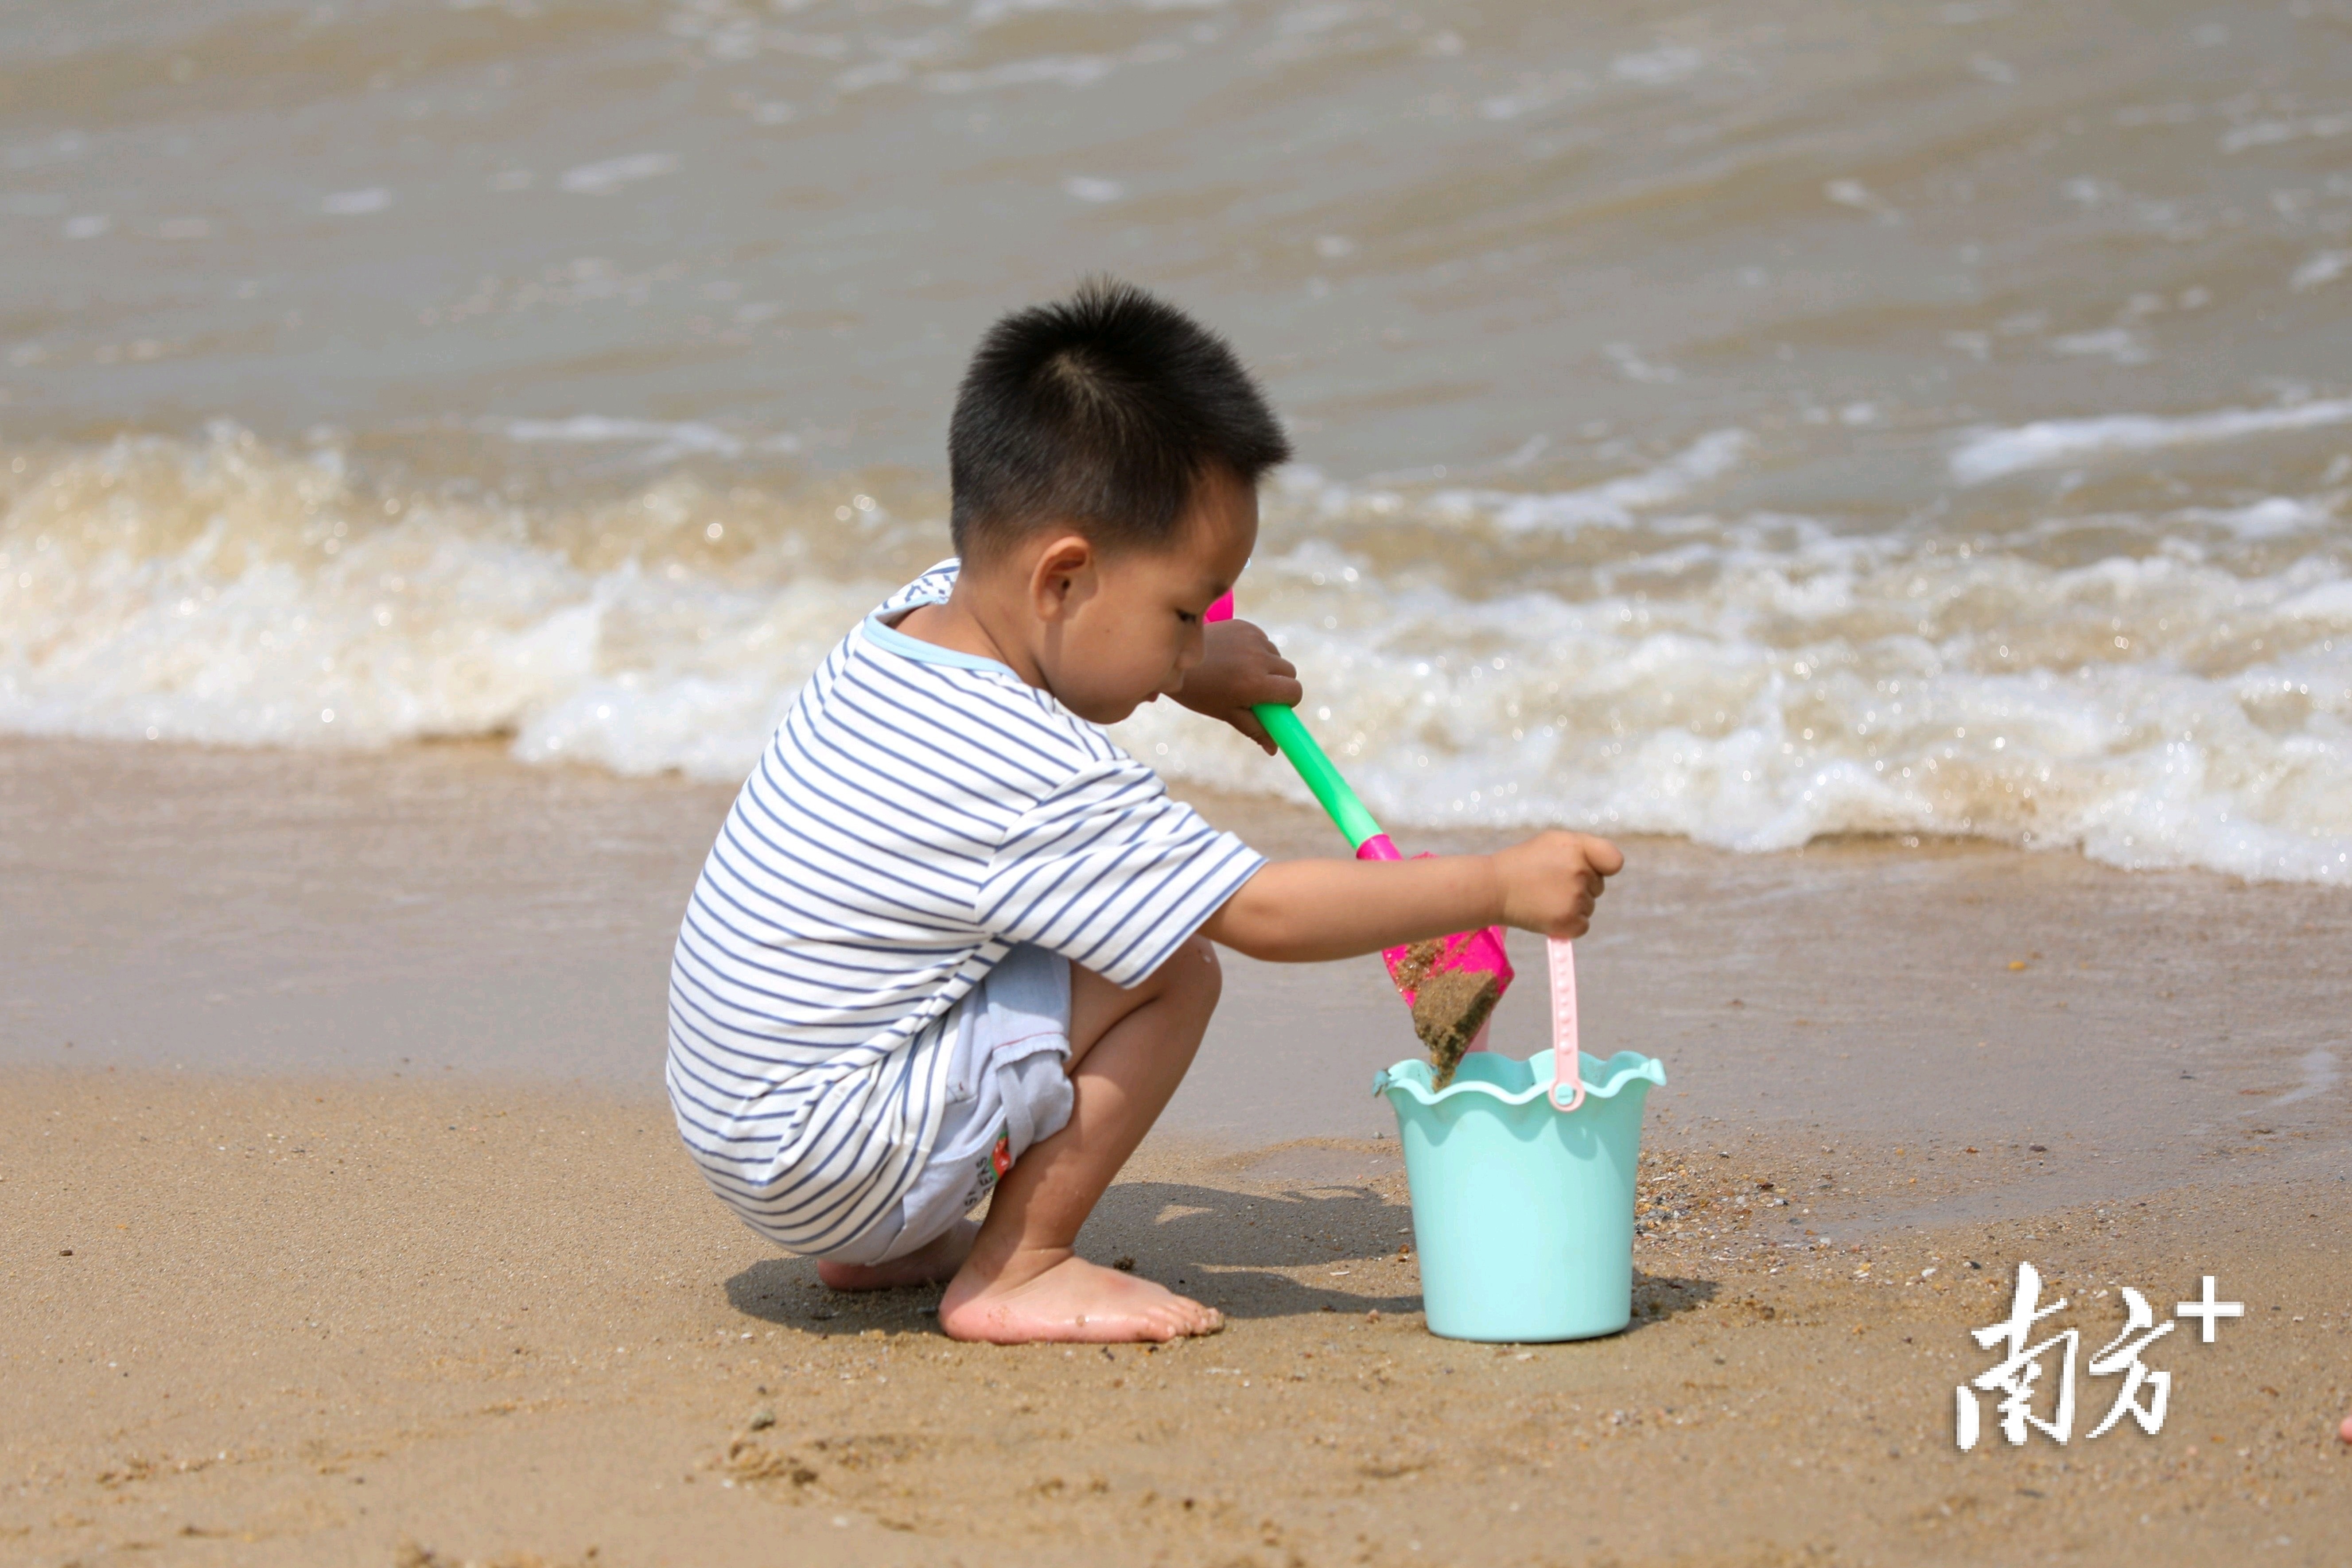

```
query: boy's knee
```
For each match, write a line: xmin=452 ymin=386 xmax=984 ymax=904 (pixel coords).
xmin=1165 ymin=934 xmax=1222 ymax=1014
xmin=1189 ymin=936 xmax=1224 ymax=1014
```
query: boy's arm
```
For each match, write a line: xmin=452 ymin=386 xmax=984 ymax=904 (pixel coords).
xmin=1198 ymin=830 xmax=1623 ymax=963
xmin=1162 ymin=619 xmax=1301 ymax=754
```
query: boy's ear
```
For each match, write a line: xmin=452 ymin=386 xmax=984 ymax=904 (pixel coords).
xmin=1027 ymin=532 xmax=1097 ymax=623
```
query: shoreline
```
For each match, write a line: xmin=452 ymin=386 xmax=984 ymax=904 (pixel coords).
xmin=7 ymin=735 xmax=2346 ymax=1201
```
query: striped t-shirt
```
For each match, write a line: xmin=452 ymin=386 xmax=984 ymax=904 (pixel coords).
xmin=665 ymin=560 xmax=1266 ymax=1254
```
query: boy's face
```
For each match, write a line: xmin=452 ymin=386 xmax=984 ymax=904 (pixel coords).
xmin=1028 ymin=467 xmax=1259 ymax=727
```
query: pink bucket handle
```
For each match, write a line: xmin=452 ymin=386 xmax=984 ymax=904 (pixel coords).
xmin=1547 ymin=937 xmax=1584 ymax=1113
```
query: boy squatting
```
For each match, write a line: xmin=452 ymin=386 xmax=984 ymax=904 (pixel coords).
xmin=667 ymin=280 xmax=1622 ymax=1346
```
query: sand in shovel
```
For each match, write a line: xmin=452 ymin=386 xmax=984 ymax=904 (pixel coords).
xmin=1392 ymin=940 xmax=1502 ymax=1088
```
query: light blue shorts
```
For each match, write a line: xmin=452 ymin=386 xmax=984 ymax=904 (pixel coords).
xmin=818 ymin=943 xmax=1075 ymax=1267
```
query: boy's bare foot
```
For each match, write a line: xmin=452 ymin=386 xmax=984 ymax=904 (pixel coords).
xmin=815 ymin=1219 xmax=979 ymax=1291
xmin=937 ymin=1252 xmax=1223 ymax=1344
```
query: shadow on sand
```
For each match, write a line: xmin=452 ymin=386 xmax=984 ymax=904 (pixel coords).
xmin=724 ymin=1177 xmax=1715 ymax=1340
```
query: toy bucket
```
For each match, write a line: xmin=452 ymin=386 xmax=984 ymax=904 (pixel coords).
xmin=1373 ymin=939 xmax=1665 ymax=1342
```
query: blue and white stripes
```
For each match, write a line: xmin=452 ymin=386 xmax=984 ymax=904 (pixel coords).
xmin=665 ymin=561 xmax=1263 ymax=1254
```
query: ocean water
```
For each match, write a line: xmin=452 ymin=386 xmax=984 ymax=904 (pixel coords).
xmin=4 ymin=0 xmax=2351 ymax=882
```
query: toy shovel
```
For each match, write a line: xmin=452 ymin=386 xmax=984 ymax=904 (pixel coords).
xmin=1205 ymin=593 xmax=1513 ymax=1082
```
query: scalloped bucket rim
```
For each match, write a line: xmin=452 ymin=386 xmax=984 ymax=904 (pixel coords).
xmin=1372 ymin=1047 xmax=1667 ymax=1108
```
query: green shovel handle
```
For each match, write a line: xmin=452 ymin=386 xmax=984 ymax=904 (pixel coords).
xmin=1255 ymin=703 xmax=1387 ymax=852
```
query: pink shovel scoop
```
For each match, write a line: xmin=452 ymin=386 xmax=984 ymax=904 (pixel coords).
xmin=1204 ymin=592 xmax=1513 ymax=1083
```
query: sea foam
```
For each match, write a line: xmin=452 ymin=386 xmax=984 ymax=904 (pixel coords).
xmin=1952 ymin=398 xmax=2352 ymax=485
xmin=4 ymin=428 xmax=2349 ymax=884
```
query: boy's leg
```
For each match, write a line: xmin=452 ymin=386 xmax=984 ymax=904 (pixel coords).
xmin=937 ymin=936 xmax=1224 ymax=1343
xmin=814 ymin=1219 xmax=980 ymax=1292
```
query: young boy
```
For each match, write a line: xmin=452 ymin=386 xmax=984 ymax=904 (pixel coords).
xmin=668 ymin=280 xmax=1621 ymax=1345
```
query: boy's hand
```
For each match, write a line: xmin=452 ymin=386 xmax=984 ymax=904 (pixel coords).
xmin=1202 ymin=829 xmax=1626 ymax=963
xmin=1167 ymin=618 xmax=1302 ymax=754
xmin=1493 ymin=831 xmax=1624 ymax=940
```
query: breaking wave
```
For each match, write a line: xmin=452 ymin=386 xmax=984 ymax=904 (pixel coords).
xmin=4 ymin=424 xmax=2348 ymax=883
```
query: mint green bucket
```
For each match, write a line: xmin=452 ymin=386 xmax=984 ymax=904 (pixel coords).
xmin=1373 ymin=941 xmax=1666 ymax=1342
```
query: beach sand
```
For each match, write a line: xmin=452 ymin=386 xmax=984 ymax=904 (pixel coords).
xmin=4 ymin=737 xmax=2349 ymax=1564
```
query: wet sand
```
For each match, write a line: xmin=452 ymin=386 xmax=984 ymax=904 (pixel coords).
xmin=4 ymin=736 xmax=2350 ymax=1563
xmin=6 ymin=735 xmax=2348 ymax=1219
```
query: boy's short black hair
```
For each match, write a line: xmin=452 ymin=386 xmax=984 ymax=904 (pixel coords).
xmin=948 ymin=278 xmax=1291 ymax=561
